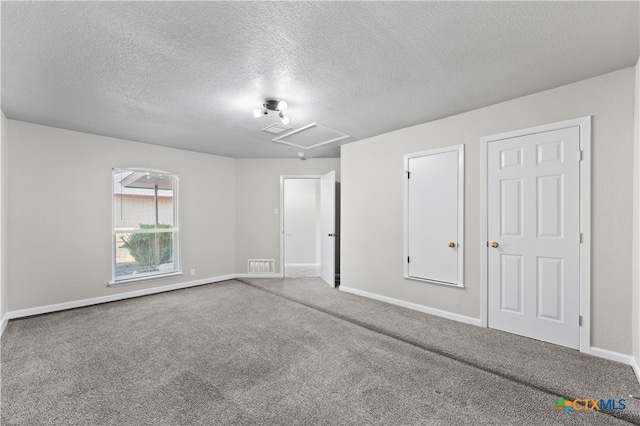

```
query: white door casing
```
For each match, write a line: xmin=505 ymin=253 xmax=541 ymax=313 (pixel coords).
xmin=320 ymin=171 xmax=336 ymax=287
xmin=405 ymin=145 xmax=464 ymax=286
xmin=482 ymin=117 xmax=591 ymax=352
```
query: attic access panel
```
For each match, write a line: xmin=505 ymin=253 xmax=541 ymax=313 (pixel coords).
xmin=272 ymin=123 xmax=350 ymax=150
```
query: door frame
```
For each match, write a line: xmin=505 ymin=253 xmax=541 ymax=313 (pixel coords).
xmin=280 ymin=175 xmax=323 ymax=277
xmin=480 ymin=116 xmax=591 ymax=353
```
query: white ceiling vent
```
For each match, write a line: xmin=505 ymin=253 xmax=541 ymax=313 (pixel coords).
xmin=272 ymin=123 xmax=350 ymax=150
xmin=261 ymin=122 xmax=292 ymax=135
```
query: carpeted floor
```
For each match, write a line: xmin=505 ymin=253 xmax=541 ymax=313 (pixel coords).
xmin=1 ymin=278 xmax=639 ymax=425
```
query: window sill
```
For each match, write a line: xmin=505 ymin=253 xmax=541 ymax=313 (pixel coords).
xmin=108 ymin=271 xmax=183 ymax=287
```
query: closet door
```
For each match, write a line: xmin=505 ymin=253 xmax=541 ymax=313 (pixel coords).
xmin=486 ymin=126 xmax=580 ymax=349
xmin=405 ymin=146 xmax=463 ymax=286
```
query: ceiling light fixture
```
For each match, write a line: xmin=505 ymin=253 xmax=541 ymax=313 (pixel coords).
xmin=253 ymin=98 xmax=290 ymax=125
xmin=278 ymin=111 xmax=290 ymax=125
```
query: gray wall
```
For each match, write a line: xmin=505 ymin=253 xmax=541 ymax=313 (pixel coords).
xmin=4 ymin=123 xmax=341 ymax=311
xmin=341 ymin=67 xmax=636 ymax=355
xmin=634 ymin=57 xmax=640 ymax=368
xmin=1 ymin=111 xmax=7 ymax=321
xmin=7 ymin=121 xmax=237 ymax=311
xmin=235 ymin=159 xmax=340 ymax=274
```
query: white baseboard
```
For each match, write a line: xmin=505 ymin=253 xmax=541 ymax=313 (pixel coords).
xmin=1 ymin=272 xmax=291 ymax=323
xmin=235 ymin=273 xmax=283 ymax=279
xmin=339 ymin=285 xmax=482 ymax=327
xmin=589 ymin=347 xmax=640 ymax=385
xmin=588 ymin=346 xmax=635 ymax=365
xmin=0 ymin=313 xmax=8 ymax=336
xmin=589 ymin=347 xmax=640 ymax=384
xmin=6 ymin=274 xmax=237 ymax=320
xmin=632 ymin=357 xmax=640 ymax=384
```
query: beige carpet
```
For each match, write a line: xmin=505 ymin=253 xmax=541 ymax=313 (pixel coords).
xmin=1 ymin=278 xmax=638 ymax=425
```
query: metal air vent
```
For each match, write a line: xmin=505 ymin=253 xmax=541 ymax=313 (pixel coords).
xmin=261 ymin=123 xmax=292 ymax=135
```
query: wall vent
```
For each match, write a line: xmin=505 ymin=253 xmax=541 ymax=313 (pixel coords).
xmin=248 ymin=259 xmax=275 ymax=273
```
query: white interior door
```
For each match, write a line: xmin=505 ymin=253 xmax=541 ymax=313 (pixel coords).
xmin=487 ymin=126 xmax=581 ymax=349
xmin=320 ymin=171 xmax=336 ymax=287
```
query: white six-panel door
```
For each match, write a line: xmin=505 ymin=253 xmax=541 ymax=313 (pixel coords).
xmin=487 ymin=126 xmax=581 ymax=349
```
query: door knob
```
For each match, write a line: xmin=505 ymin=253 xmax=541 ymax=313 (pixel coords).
xmin=449 ymin=242 xmax=456 ymax=248
xmin=491 ymin=241 xmax=499 ymax=248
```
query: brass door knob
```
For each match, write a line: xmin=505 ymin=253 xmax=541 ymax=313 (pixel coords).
xmin=491 ymin=241 xmax=499 ymax=248
xmin=449 ymin=242 xmax=456 ymax=248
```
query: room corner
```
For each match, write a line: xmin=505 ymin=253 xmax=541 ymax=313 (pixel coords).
xmin=0 ymin=109 xmax=8 ymax=334
xmin=633 ymin=55 xmax=640 ymax=381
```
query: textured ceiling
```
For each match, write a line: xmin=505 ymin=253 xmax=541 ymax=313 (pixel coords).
xmin=2 ymin=2 xmax=639 ymax=158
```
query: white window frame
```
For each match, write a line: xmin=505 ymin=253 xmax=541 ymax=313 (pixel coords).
xmin=110 ymin=168 xmax=180 ymax=285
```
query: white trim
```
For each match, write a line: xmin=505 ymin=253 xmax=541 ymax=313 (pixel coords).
xmin=480 ymin=116 xmax=592 ymax=353
xmin=0 ymin=313 xmax=8 ymax=336
xmin=480 ymin=136 xmax=488 ymax=327
xmin=632 ymin=357 xmax=640 ymax=384
xmin=340 ymin=285 xmax=482 ymax=326
xmin=404 ymin=145 xmax=465 ymax=288
xmin=578 ymin=119 xmax=592 ymax=354
xmin=6 ymin=274 xmax=236 ymax=320
xmin=109 ymin=271 xmax=183 ymax=286
xmin=235 ymin=273 xmax=283 ymax=279
xmin=589 ymin=347 xmax=636 ymax=366
xmin=585 ymin=347 xmax=640 ymax=385
xmin=114 ymin=228 xmax=178 ymax=235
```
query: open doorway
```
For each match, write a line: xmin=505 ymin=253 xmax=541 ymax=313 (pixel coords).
xmin=281 ymin=172 xmax=339 ymax=287
xmin=283 ymin=178 xmax=321 ymax=277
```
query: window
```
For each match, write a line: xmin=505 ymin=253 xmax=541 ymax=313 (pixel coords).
xmin=112 ymin=168 xmax=179 ymax=284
